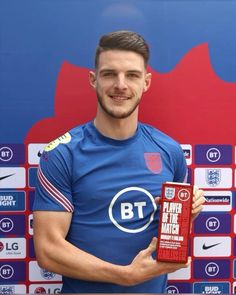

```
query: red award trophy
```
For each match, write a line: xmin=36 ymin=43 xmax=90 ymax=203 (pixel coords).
xmin=156 ymin=182 xmax=193 ymax=263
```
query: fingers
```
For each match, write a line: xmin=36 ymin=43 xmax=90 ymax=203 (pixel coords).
xmin=191 ymin=185 xmax=205 ymax=220
xmin=149 ymin=237 xmax=157 ymax=252
xmin=144 ymin=237 xmax=157 ymax=256
xmin=185 ymin=256 xmax=192 ymax=267
xmin=192 ymin=186 xmax=205 ymax=210
xmin=154 ymin=196 xmax=161 ymax=205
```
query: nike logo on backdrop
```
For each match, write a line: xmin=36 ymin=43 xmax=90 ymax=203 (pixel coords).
xmin=202 ymin=242 xmax=221 ymax=250
xmin=0 ymin=174 xmax=14 ymax=181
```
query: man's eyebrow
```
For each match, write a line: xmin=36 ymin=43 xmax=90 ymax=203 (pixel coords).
xmin=126 ymin=70 xmax=143 ymax=74
xmin=98 ymin=69 xmax=116 ymax=74
xmin=99 ymin=69 xmax=143 ymax=74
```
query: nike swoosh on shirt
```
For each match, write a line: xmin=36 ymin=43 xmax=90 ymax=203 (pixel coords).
xmin=0 ymin=174 xmax=15 ymax=181
xmin=202 ymin=242 xmax=221 ymax=250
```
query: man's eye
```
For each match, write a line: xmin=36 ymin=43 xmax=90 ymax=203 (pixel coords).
xmin=127 ymin=73 xmax=139 ymax=78
xmin=103 ymin=72 xmax=115 ymax=77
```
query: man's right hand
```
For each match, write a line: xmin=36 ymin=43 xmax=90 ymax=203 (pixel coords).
xmin=122 ymin=237 xmax=191 ymax=286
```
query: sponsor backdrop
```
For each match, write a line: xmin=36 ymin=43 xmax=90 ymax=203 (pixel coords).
xmin=1 ymin=1 xmax=236 ymax=294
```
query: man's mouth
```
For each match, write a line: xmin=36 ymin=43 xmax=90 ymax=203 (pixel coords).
xmin=110 ymin=95 xmax=130 ymax=100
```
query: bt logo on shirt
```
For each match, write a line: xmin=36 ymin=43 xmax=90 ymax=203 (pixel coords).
xmin=108 ymin=187 xmax=157 ymax=233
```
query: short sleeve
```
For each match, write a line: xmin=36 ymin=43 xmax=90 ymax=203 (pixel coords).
xmin=33 ymin=145 xmax=74 ymax=212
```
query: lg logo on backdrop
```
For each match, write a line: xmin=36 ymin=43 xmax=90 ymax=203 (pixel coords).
xmin=0 ymin=241 xmax=18 ymax=251
xmin=0 ymin=238 xmax=26 ymax=258
xmin=109 ymin=187 xmax=157 ymax=233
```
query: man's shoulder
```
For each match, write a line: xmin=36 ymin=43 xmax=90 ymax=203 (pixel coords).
xmin=140 ymin=123 xmax=179 ymax=145
xmin=43 ymin=122 xmax=90 ymax=154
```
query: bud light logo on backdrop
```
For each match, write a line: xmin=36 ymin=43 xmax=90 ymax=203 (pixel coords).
xmin=0 ymin=191 xmax=25 ymax=212
xmin=193 ymin=282 xmax=230 ymax=294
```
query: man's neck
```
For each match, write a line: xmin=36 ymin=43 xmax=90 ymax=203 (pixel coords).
xmin=94 ymin=115 xmax=138 ymax=140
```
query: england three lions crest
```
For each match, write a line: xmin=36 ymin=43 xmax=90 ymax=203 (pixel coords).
xmin=206 ymin=169 xmax=221 ymax=187
xmin=144 ymin=153 xmax=162 ymax=174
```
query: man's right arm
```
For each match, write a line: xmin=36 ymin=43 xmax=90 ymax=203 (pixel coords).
xmin=33 ymin=210 xmax=191 ymax=286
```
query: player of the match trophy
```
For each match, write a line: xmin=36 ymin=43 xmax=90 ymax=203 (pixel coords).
xmin=156 ymin=182 xmax=193 ymax=263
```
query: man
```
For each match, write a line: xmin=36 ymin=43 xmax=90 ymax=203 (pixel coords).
xmin=33 ymin=30 xmax=205 ymax=293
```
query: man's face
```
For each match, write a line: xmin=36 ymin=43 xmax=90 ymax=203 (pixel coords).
xmin=90 ymin=50 xmax=151 ymax=119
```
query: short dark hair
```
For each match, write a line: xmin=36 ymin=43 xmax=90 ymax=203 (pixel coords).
xmin=95 ymin=30 xmax=149 ymax=68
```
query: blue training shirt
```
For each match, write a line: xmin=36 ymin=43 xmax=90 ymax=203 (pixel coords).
xmin=33 ymin=121 xmax=187 ymax=293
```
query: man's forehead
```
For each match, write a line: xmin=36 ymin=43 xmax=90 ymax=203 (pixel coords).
xmin=97 ymin=50 xmax=146 ymax=71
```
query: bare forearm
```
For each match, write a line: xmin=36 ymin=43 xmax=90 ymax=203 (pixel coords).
xmin=35 ymin=238 xmax=128 ymax=286
xmin=33 ymin=212 xmax=191 ymax=287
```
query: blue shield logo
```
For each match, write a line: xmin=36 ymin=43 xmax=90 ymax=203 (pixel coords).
xmin=206 ymin=169 xmax=221 ymax=187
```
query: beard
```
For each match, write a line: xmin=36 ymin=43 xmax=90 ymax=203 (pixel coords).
xmin=97 ymin=92 xmax=141 ymax=119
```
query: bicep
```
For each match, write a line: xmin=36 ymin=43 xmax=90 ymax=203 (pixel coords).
xmin=33 ymin=211 xmax=72 ymax=253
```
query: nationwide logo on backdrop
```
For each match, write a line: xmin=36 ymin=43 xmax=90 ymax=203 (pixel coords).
xmin=29 ymin=261 xmax=62 ymax=282
xmin=194 ymin=213 xmax=231 ymax=234
xmin=0 ymin=144 xmax=25 ymax=164
xmin=0 ymin=215 xmax=26 ymax=235
xmin=166 ymin=282 xmax=192 ymax=293
xmin=0 ymin=284 xmax=26 ymax=294
xmin=28 ymin=143 xmax=47 ymax=165
xmin=0 ymin=262 xmax=26 ymax=282
xmin=194 ymin=145 xmax=232 ymax=165
xmin=202 ymin=191 xmax=232 ymax=212
xmin=193 ymin=260 xmax=230 ymax=279
xmin=181 ymin=144 xmax=192 ymax=165
xmin=0 ymin=191 xmax=25 ymax=212
xmin=193 ymin=282 xmax=230 ymax=294
xmin=194 ymin=168 xmax=232 ymax=189
xmin=0 ymin=167 xmax=26 ymax=189
xmin=0 ymin=238 xmax=26 ymax=259
xmin=193 ymin=236 xmax=231 ymax=257
xmin=29 ymin=283 xmax=62 ymax=294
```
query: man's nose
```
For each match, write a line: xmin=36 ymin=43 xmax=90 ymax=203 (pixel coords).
xmin=114 ymin=74 xmax=127 ymax=89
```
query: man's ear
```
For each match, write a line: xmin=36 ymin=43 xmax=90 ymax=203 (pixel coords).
xmin=89 ymin=71 xmax=97 ymax=89
xmin=143 ymin=72 xmax=152 ymax=92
